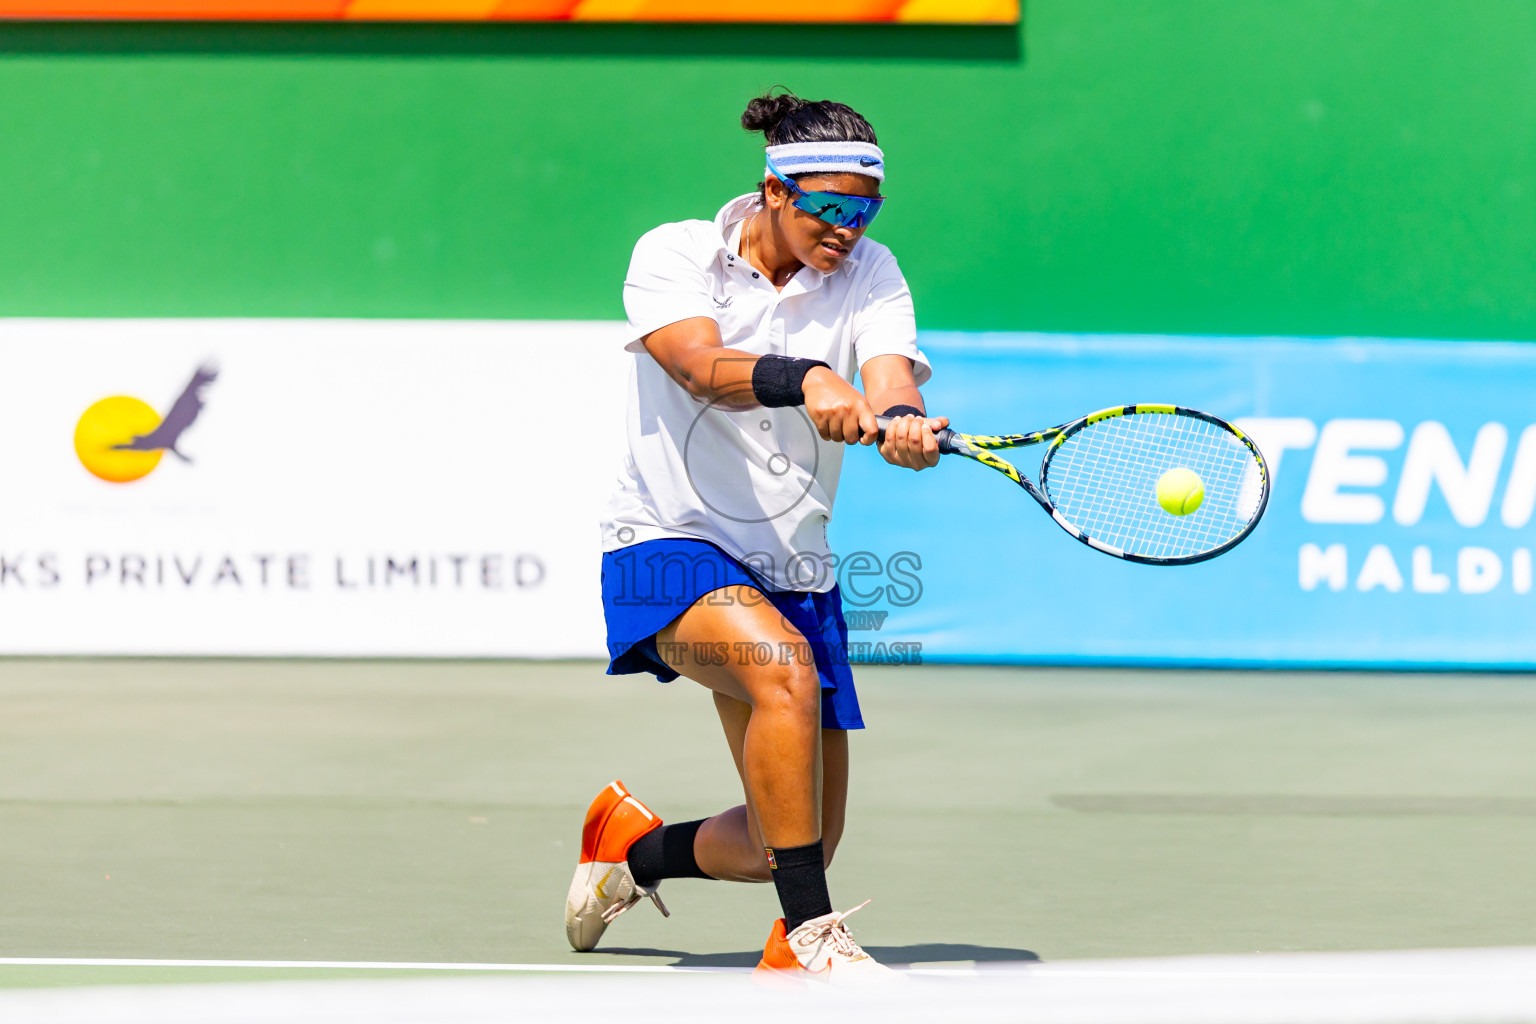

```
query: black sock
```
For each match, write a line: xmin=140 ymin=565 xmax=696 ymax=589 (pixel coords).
xmin=767 ymin=840 xmax=833 ymax=931
xmin=626 ymin=819 xmax=713 ymax=888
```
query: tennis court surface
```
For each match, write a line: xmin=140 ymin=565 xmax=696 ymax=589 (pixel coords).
xmin=3 ymin=659 xmax=1535 ymax=1019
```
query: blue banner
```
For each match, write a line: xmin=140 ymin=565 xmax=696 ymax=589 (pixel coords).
xmin=830 ymin=333 xmax=1536 ymax=668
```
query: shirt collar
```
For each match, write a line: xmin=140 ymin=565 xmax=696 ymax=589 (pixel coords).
xmin=713 ymin=193 xmax=861 ymax=276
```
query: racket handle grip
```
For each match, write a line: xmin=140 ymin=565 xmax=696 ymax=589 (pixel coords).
xmin=874 ymin=415 xmax=959 ymax=455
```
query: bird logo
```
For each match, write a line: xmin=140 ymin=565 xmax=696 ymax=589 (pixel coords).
xmin=74 ymin=363 xmax=219 ymax=483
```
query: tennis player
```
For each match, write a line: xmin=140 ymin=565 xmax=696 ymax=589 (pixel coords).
xmin=565 ymin=91 xmax=944 ymax=981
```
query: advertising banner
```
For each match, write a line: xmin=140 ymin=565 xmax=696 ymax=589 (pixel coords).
xmin=0 ymin=318 xmax=627 ymax=656
xmin=832 ymin=333 xmax=1536 ymax=668
xmin=5 ymin=322 xmax=1534 ymax=667
xmin=0 ymin=1 xmax=1016 ymax=22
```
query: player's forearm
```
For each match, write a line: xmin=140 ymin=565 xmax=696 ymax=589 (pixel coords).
xmin=645 ymin=329 xmax=832 ymax=411
xmin=663 ymin=346 xmax=761 ymax=407
xmin=865 ymin=384 xmax=925 ymax=417
xmin=643 ymin=319 xmax=758 ymax=408
xmin=859 ymin=354 xmax=928 ymax=418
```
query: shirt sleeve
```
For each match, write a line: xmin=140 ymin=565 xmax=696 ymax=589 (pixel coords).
xmin=622 ymin=223 xmax=715 ymax=354
xmin=851 ymin=251 xmax=932 ymax=386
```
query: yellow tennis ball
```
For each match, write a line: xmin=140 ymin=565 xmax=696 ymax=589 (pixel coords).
xmin=1156 ymin=467 xmax=1204 ymax=516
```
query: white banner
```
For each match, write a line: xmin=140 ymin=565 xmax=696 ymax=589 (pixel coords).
xmin=0 ymin=319 xmax=630 ymax=656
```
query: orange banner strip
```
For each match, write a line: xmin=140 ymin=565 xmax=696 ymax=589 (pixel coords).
xmin=0 ymin=0 xmax=1015 ymax=20
xmin=0 ymin=0 xmax=346 ymax=15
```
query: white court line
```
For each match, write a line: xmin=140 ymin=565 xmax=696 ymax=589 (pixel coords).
xmin=4 ymin=949 xmax=1536 ymax=1024
xmin=0 ymin=958 xmax=745 ymax=974
xmin=0 ymin=954 xmax=1525 ymax=980
xmin=0 ymin=957 xmax=1015 ymax=977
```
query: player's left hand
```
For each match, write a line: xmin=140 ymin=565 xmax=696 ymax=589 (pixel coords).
xmin=879 ymin=414 xmax=949 ymax=470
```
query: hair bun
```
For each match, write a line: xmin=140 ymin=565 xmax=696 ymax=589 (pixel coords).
xmin=738 ymin=90 xmax=878 ymax=150
xmin=741 ymin=91 xmax=805 ymax=136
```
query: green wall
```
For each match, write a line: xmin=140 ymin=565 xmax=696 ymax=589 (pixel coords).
xmin=2 ymin=0 xmax=1533 ymax=339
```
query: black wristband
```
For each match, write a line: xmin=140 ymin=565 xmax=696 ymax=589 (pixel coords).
xmin=881 ymin=404 xmax=925 ymax=418
xmin=752 ymin=355 xmax=831 ymax=408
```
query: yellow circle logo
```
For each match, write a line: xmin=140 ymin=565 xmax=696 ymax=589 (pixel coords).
xmin=72 ymin=363 xmax=218 ymax=484
xmin=74 ymin=396 xmax=166 ymax=483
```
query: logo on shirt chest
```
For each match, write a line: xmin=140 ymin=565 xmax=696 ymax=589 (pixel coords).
xmin=712 ymin=296 xmax=732 ymax=309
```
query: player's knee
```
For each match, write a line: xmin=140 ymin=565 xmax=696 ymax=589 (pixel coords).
xmin=750 ymin=657 xmax=820 ymax=719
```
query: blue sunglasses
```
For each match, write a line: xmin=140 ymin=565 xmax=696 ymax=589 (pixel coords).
xmin=766 ymin=154 xmax=886 ymax=230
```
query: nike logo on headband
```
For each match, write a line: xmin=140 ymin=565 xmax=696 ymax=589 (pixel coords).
xmin=859 ymin=157 xmax=881 ymax=167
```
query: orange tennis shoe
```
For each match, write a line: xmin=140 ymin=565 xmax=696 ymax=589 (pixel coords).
xmin=564 ymin=779 xmax=668 ymax=952
xmin=754 ymin=901 xmax=900 ymax=984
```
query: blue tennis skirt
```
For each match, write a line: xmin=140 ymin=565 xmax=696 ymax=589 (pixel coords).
xmin=600 ymin=537 xmax=863 ymax=730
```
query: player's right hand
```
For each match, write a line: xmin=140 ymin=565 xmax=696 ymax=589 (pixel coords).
xmin=879 ymin=413 xmax=949 ymax=470
xmin=802 ymin=366 xmax=878 ymax=445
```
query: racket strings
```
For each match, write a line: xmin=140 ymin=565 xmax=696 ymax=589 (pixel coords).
xmin=1042 ymin=413 xmax=1264 ymax=560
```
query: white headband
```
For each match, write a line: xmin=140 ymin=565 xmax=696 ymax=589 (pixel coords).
xmin=765 ymin=141 xmax=885 ymax=183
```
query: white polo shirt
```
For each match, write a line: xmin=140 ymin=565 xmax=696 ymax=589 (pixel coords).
xmin=601 ymin=193 xmax=931 ymax=593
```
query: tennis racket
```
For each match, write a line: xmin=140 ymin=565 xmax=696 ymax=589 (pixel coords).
xmin=876 ymin=404 xmax=1269 ymax=565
